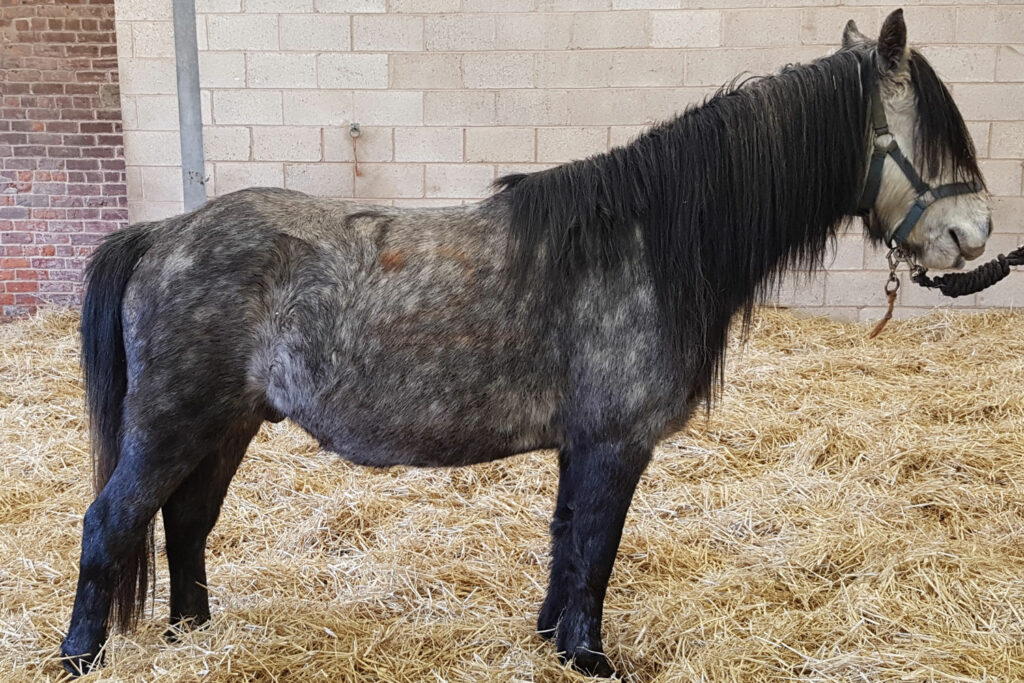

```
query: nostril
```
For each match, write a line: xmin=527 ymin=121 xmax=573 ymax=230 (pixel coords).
xmin=949 ymin=229 xmax=961 ymax=250
xmin=986 ymin=216 xmax=993 ymax=237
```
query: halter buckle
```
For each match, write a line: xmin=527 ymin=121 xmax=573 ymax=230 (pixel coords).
xmin=873 ymin=133 xmax=896 ymax=152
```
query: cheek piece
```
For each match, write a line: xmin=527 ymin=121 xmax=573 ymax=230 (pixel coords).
xmin=856 ymin=75 xmax=982 ymax=249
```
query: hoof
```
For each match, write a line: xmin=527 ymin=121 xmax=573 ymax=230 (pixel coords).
xmin=561 ymin=649 xmax=616 ymax=678
xmin=164 ymin=615 xmax=211 ymax=642
xmin=536 ymin=601 xmax=563 ymax=641
xmin=59 ymin=642 xmax=100 ymax=677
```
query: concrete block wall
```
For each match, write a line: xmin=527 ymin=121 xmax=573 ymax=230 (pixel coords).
xmin=114 ymin=0 xmax=1024 ymax=319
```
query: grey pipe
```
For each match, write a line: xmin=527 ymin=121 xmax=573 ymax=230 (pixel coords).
xmin=172 ymin=0 xmax=206 ymax=210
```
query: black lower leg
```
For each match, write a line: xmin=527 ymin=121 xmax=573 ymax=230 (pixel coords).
xmin=554 ymin=440 xmax=650 ymax=678
xmin=163 ymin=421 xmax=255 ymax=636
xmin=61 ymin=455 xmax=192 ymax=675
xmin=538 ymin=448 xmax=572 ymax=639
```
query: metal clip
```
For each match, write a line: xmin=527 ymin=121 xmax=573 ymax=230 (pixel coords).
xmin=870 ymin=246 xmax=912 ymax=339
xmin=885 ymin=269 xmax=900 ymax=295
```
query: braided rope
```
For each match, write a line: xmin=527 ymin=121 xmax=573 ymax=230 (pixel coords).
xmin=911 ymin=244 xmax=1024 ymax=298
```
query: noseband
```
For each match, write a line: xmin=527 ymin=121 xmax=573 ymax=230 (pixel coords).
xmin=856 ymin=78 xmax=982 ymax=248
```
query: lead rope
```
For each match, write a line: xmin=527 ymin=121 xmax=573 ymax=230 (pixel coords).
xmin=912 ymin=244 xmax=1024 ymax=297
xmin=870 ymin=244 xmax=1024 ymax=338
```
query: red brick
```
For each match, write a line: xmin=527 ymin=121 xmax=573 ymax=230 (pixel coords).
xmin=41 ymin=32 xmax=76 ymax=43
xmin=13 ymin=293 xmax=45 ymax=306
xmin=79 ymin=121 xmax=112 ymax=133
xmin=49 ymin=221 xmax=83 ymax=233
xmin=30 ymin=82 xmax=63 ymax=95
xmin=69 ymin=232 xmax=102 ymax=245
xmin=4 ymin=158 xmax=38 ymax=170
xmin=62 ymin=134 xmax=95 ymax=146
xmin=15 ymin=269 xmax=45 ymax=280
xmin=36 ymin=157 xmax=63 ymax=171
xmin=1 ymin=232 xmax=33 ymax=244
xmin=0 ymin=0 xmax=124 ymax=319
xmin=39 ymin=282 xmax=76 ymax=293
xmin=44 ymin=121 xmax=78 ymax=133
xmin=51 ymin=195 xmax=84 ymax=207
xmin=81 ymin=146 xmax=112 ymax=158
xmin=59 ymin=108 xmax=94 ymax=120
xmin=5 ymin=281 xmax=39 ymax=292
xmin=64 ymin=83 xmax=96 ymax=95
xmin=46 ymin=146 xmax=82 ymax=158
xmin=29 ymin=133 xmax=62 ymax=145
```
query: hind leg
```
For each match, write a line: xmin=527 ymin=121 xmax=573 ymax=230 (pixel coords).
xmin=61 ymin=420 xmax=207 ymax=674
xmin=163 ymin=418 xmax=260 ymax=637
xmin=61 ymin=403 xmax=255 ymax=676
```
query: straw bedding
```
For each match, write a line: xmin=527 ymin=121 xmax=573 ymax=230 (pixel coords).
xmin=1 ymin=308 xmax=1022 ymax=681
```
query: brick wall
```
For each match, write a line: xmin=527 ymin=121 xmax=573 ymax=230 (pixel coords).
xmin=0 ymin=0 xmax=128 ymax=318
xmin=117 ymin=0 xmax=1023 ymax=319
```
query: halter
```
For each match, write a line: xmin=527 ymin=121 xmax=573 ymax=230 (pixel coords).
xmin=856 ymin=77 xmax=983 ymax=248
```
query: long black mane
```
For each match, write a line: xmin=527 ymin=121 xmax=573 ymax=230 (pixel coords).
xmin=493 ymin=46 xmax=976 ymax=398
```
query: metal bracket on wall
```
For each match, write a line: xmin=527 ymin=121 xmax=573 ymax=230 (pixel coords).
xmin=350 ymin=122 xmax=363 ymax=176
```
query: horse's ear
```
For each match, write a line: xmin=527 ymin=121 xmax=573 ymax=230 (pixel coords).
xmin=877 ymin=9 xmax=909 ymax=75
xmin=842 ymin=19 xmax=869 ymax=48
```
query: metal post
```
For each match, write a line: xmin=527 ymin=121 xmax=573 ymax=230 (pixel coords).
xmin=172 ymin=0 xmax=206 ymax=210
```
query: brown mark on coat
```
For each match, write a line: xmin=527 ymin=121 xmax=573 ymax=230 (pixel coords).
xmin=435 ymin=246 xmax=476 ymax=283
xmin=379 ymin=249 xmax=406 ymax=273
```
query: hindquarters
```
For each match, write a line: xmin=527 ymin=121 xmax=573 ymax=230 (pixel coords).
xmin=64 ymin=199 xmax=291 ymax=673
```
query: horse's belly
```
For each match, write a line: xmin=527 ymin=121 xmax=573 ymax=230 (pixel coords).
xmin=276 ymin=343 xmax=562 ymax=467
xmin=318 ymin=427 xmax=548 ymax=468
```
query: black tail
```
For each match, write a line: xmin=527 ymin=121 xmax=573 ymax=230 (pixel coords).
xmin=80 ymin=223 xmax=156 ymax=632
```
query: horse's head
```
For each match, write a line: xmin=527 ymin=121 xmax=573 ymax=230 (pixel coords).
xmin=845 ymin=9 xmax=990 ymax=270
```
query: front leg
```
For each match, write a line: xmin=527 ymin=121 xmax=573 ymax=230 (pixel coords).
xmin=543 ymin=438 xmax=651 ymax=678
xmin=538 ymin=447 xmax=572 ymax=639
